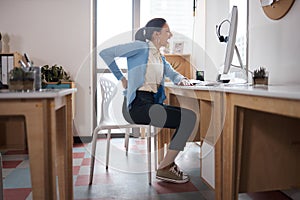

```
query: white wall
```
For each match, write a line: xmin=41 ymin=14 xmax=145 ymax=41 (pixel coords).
xmin=192 ymin=0 xmax=231 ymax=81
xmin=249 ymin=1 xmax=300 ymax=84
xmin=0 ymin=0 xmax=93 ymax=137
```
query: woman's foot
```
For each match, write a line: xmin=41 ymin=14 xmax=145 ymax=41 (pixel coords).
xmin=156 ymin=162 xmax=189 ymax=183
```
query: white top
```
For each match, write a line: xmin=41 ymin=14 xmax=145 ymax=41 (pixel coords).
xmin=165 ymin=82 xmax=300 ymax=100
xmin=0 ymin=88 xmax=77 ymax=99
xmin=138 ymin=41 xmax=163 ymax=93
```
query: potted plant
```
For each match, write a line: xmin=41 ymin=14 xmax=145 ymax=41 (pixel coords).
xmin=253 ymin=67 xmax=268 ymax=85
xmin=41 ymin=64 xmax=72 ymax=88
xmin=8 ymin=67 xmax=25 ymax=90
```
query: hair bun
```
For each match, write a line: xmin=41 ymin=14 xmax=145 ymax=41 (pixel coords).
xmin=135 ymin=27 xmax=146 ymax=42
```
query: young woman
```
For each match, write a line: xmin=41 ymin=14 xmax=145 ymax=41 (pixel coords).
xmin=99 ymin=18 xmax=196 ymax=184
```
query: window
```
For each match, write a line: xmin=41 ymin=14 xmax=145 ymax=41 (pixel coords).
xmin=96 ymin=0 xmax=195 ymax=71
xmin=97 ymin=0 xmax=132 ymax=47
xmin=140 ymin=0 xmax=194 ymax=54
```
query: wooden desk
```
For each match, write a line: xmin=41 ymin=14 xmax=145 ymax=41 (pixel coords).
xmin=0 ymin=89 xmax=76 ymax=200
xmin=164 ymin=83 xmax=300 ymax=200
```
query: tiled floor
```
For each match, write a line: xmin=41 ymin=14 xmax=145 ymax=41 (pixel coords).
xmin=1 ymin=137 xmax=299 ymax=200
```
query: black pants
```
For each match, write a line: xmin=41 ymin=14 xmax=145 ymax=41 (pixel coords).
xmin=122 ymin=91 xmax=196 ymax=151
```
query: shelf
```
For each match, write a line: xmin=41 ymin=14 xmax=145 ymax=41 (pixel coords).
xmin=164 ymin=54 xmax=193 ymax=79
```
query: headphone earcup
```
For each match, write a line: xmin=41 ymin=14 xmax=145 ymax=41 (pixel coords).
xmin=224 ymin=36 xmax=228 ymax=43
xmin=219 ymin=35 xmax=229 ymax=43
xmin=219 ymin=35 xmax=225 ymax=42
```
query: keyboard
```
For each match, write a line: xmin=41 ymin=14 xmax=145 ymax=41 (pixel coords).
xmin=189 ymin=79 xmax=221 ymax=86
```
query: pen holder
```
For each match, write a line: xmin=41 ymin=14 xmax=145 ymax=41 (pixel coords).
xmin=253 ymin=67 xmax=269 ymax=86
xmin=23 ymin=70 xmax=36 ymax=91
xmin=29 ymin=66 xmax=41 ymax=90
xmin=253 ymin=76 xmax=268 ymax=85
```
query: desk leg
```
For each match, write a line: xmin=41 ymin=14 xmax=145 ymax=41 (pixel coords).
xmin=25 ymin=101 xmax=57 ymax=200
xmin=221 ymin=95 xmax=236 ymax=200
xmin=56 ymin=95 xmax=74 ymax=200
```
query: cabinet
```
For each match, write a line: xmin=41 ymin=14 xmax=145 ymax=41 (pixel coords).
xmin=164 ymin=54 xmax=193 ymax=79
xmin=0 ymin=52 xmax=26 ymax=150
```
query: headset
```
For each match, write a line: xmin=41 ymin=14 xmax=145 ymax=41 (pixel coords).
xmin=216 ymin=19 xmax=230 ymax=43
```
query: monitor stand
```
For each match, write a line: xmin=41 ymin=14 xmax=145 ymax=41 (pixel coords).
xmin=217 ymin=45 xmax=246 ymax=83
xmin=217 ymin=73 xmax=234 ymax=83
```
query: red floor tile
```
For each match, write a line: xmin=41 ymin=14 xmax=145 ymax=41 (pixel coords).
xmin=4 ymin=188 xmax=31 ymax=200
xmin=3 ymin=150 xmax=28 ymax=155
xmin=73 ymin=143 xmax=86 ymax=148
xmin=73 ymin=152 xmax=85 ymax=158
xmin=81 ymin=158 xmax=91 ymax=166
xmin=3 ymin=160 xmax=23 ymax=168
xmin=73 ymin=166 xmax=81 ymax=175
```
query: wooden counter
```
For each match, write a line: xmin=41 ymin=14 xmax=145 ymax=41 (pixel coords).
xmin=0 ymin=88 xmax=76 ymax=200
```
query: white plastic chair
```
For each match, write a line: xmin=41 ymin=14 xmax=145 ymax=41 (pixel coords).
xmin=89 ymin=77 xmax=157 ymax=185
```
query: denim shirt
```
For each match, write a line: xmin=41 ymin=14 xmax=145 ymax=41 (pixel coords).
xmin=99 ymin=40 xmax=184 ymax=109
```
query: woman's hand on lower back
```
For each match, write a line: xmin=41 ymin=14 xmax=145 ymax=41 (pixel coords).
xmin=121 ymin=77 xmax=128 ymax=89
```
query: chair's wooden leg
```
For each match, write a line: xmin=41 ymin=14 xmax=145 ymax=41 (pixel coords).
xmin=106 ymin=129 xmax=111 ymax=170
xmin=147 ymin=125 xmax=152 ymax=185
xmin=0 ymin=153 xmax=3 ymax=200
xmin=89 ymin=128 xmax=99 ymax=185
xmin=125 ymin=128 xmax=130 ymax=156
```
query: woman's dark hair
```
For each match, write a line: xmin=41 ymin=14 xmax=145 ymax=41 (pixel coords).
xmin=135 ymin=18 xmax=166 ymax=41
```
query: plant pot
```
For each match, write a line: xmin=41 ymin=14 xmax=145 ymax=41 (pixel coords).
xmin=23 ymin=79 xmax=35 ymax=90
xmin=42 ymin=81 xmax=75 ymax=89
xmin=253 ymin=77 xmax=268 ymax=85
xmin=8 ymin=80 xmax=24 ymax=91
xmin=8 ymin=70 xmax=36 ymax=91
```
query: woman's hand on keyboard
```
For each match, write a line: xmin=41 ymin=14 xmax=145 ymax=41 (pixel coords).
xmin=178 ymin=78 xmax=193 ymax=86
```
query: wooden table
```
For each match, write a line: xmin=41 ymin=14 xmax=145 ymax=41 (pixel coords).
xmin=0 ymin=88 xmax=76 ymax=200
xmin=163 ymin=83 xmax=300 ymax=200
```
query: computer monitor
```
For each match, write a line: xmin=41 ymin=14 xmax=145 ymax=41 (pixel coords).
xmin=217 ymin=6 xmax=238 ymax=82
xmin=224 ymin=6 xmax=238 ymax=74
